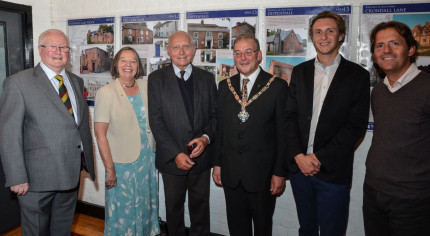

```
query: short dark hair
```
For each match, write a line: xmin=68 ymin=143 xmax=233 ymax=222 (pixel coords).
xmin=110 ymin=46 xmax=143 ymax=79
xmin=310 ymin=11 xmax=346 ymax=45
xmin=370 ymin=21 xmax=418 ymax=63
xmin=233 ymin=34 xmax=260 ymax=51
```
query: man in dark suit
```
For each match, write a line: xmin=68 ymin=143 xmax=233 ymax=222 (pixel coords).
xmin=0 ymin=29 xmax=95 ymax=235
xmin=286 ymin=11 xmax=370 ymax=236
xmin=212 ymin=34 xmax=288 ymax=236
xmin=148 ymin=31 xmax=217 ymax=236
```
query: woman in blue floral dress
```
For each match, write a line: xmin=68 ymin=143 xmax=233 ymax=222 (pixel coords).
xmin=94 ymin=47 xmax=160 ymax=235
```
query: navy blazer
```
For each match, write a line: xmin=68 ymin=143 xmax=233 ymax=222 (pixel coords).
xmin=286 ymin=56 xmax=370 ymax=185
xmin=148 ymin=65 xmax=217 ymax=175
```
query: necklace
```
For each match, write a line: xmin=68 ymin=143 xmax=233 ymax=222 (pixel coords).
xmin=227 ymin=76 xmax=275 ymax=122
xmin=120 ymin=79 xmax=136 ymax=88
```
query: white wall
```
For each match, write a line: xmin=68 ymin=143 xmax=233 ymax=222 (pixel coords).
xmin=5 ymin=0 xmax=412 ymax=235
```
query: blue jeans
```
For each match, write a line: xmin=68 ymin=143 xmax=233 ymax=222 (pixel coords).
xmin=290 ymin=171 xmax=350 ymax=236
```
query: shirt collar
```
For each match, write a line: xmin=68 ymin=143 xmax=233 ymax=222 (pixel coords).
xmin=240 ymin=66 xmax=261 ymax=84
xmin=383 ymin=63 xmax=420 ymax=89
xmin=40 ymin=61 xmax=66 ymax=80
xmin=314 ymin=54 xmax=341 ymax=71
xmin=172 ymin=63 xmax=192 ymax=81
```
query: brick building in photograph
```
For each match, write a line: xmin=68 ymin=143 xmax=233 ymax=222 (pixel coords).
xmin=80 ymin=47 xmax=112 ymax=74
xmin=267 ymin=29 xmax=304 ymax=54
xmin=87 ymin=28 xmax=113 ymax=44
xmin=267 ymin=59 xmax=294 ymax=83
xmin=188 ymin=20 xmax=229 ymax=49
xmin=412 ymin=22 xmax=430 ymax=47
xmin=122 ymin=23 xmax=153 ymax=44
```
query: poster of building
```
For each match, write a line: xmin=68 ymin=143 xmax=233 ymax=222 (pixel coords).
xmin=121 ymin=13 xmax=179 ymax=75
xmin=359 ymin=2 xmax=430 ymax=130
xmin=186 ymin=9 xmax=258 ymax=82
xmin=68 ymin=17 xmax=115 ymax=97
xmin=265 ymin=5 xmax=352 ymax=83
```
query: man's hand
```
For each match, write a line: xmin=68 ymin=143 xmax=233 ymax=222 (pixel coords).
xmin=11 ymin=183 xmax=29 ymax=196
xmin=295 ymin=153 xmax=321 ymax=176
xmin=188 ymin=136 xmax=209 ymax=158
xmin=212 ymin=166 xmax=222 ymax=186
xmin=105 ymin=167 xmax=117 ymax=189
xmin=175 ymin=153 xmax=195 ymax=170
xmin=270 ymin=175 xmax=286 ymax=196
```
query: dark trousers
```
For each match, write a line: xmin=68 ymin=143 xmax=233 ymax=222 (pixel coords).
xmin=290 ymin=171 xmax=350 ymax=236
xmin=18 ymin=187 xmax=79 ymax=236
xmin=161 ymin=170 xmax=210 ymax=236
xmin=223 ymin=181 xmax=276 ymax=236
xmin=363 ymin=183 xmax=430 ymax=236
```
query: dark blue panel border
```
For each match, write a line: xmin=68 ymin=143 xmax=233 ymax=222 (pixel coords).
xmin=266 ymin=5 xmax=351 ymax=16
xmin=187 ymin=9 xmax=258 ymax=19
xmin=363 ymin=3 xmax=430 ymax=14
xmin=68 ymin=17 xmax=114 ymax=26
xmin=122 ymin=13 xmax=179 ymax=23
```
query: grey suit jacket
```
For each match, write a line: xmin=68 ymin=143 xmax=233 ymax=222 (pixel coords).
xmin=148 ymin=65 xmax=217 ymax=175
xmin=0 ymin=63 xmax=95 ymax=191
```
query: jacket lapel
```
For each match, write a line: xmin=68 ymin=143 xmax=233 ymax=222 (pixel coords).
xmin=249 ymin=69 xmax=269 ymax=99
xmin=304 ymin=60 xmax=315 ymax=120
xmin=66 ymin=71 xmax=83 ymax=125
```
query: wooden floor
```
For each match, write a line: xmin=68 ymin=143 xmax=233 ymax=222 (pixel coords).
xmin=1 ymin=213 xmax=104 ymax=236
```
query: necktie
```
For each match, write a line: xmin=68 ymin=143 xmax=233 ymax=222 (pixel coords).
xmin=242 ymin=78 xmax=250 ymax=104
xmin=55 ymin=75 xmax=74 ymax=116
xmin=180 ymin=70 xmax=185 ymax=81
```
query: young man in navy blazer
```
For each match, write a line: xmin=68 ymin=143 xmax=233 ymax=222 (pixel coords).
xmin=286 ymin=11 xmax=370 ymax=236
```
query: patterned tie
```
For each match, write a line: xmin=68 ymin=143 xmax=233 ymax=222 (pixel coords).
xmin=242 ymin=78 xmax=250 ymax=104
xmin=55 ymin=75 xmax=74 ymax=116
xmin=180 ymin=70 xmax=185 ymax=81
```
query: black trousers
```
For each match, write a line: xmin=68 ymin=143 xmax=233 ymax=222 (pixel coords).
xmin=161 ymin=169 xmax=210 ymax=236
xmin=363 ymin=183 xmax=430 ymax=236
xmin=223 ymin=181 xmax=276 ymax=236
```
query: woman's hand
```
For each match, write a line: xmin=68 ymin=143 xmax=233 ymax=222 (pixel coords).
xmin=105 ymin=167 xmax=117 ymax=189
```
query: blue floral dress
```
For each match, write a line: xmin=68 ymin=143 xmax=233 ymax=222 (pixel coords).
xmin=104 ymin=91 xmax=160 ymax=236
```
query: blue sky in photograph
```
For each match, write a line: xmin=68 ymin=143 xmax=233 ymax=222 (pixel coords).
xmin=217 ymin=58 xmax=235 ymax=67
xmin=393 ymin=14 xmax=430 ymax=30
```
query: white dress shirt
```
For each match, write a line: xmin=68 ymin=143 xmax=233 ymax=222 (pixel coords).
xmin=307 ymin=54 xmax=341 ymax=154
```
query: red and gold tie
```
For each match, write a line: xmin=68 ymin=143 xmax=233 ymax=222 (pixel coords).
xmin=55 ymin=75 xmax=74 ymax=116
xmin=242 ymin=78 xmax=249 ymax=104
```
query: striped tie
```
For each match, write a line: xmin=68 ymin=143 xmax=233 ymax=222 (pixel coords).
xmin=55 ymin=75 xmax=74 ymax=116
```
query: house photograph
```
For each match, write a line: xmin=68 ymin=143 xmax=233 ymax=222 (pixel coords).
xmin=153 ymin=21 xmax=178 ymax=38
xmin=87 ymin=24 xmax=114 ymax=44
xmin=265 ymin=56 xmax=306 ymax=83
xmin=188 ymin=19 xmax=230 ymax=49
xmin=122 ymin=23 xmax=153 ymax=44
xmin=266 ymin=28 xmax=306 ymax=56
xmin=394 ymin=13 xmax=430 ymax=56
xmin=80 ymin=45 xmax=114 ymax=74
xmin=231 ymin=18 xmax=257 ymax=47
xmin=217 ymin=58 xmax=237 ymax=82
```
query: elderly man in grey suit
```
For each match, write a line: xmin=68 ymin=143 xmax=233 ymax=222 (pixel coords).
xmin=148 ymin=31 xmax=217 ymax=236
xmin=0 ymin=29 xmax=95 ymax=235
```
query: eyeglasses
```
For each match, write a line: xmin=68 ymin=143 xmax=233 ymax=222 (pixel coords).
xmin=40 ymin=45 xmax=71 ymax=53
xmin=233 ymin=49 xmax=258 ymax=58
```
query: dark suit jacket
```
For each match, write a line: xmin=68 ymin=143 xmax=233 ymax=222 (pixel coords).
xmin=214 ymin=69 xmax=288 ymax=192
xmin=148 ymin=65 xmax=217 ymax=175
xmin=286 ymin=56 xmax=370 ymax=185
xmin=0 ymin=64 xmax=95 ymax=191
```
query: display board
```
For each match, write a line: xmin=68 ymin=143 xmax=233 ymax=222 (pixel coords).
xmin=186 ymin=9 xmax=258 ymax=83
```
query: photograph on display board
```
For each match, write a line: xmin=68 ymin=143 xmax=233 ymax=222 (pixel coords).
xmin=265 ymin=56 xmax=306 ymax=83
xmin=149 ymin=57 xmax=171 ymax=73
xmin=188 ymin=18 xmax=230 ymax=50
xmin=266 ymin=28 xmax=307 ymax=56
xmin=69 ymin=19 xmax=115 ymax=45
xmin=79 ymin=45 xmax=114 ymax=75
xmin=217 ymin=58 xmax=237 ymax=82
